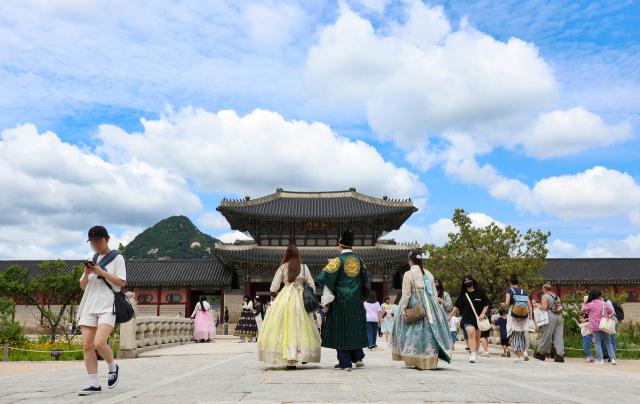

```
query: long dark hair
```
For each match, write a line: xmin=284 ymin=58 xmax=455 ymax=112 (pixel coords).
xmin=408 ymin=249 xmax=425 ymax=275
xmin=367 ymin=290 xmax=377 ymax=304
xmin=281 ymin=244 xmax=302 ymax=283
xmin=394 ymin=293 xmax=402 ymax=305
xmin=459 ymin=274 xmax=480 ymax=297
xmin=199 ymin=295 xmax=207 ymax=311
xmin=434 ymin=278 xmax=444 ymax=298
xmin=586 ymin=289 xmax=601 ymax=304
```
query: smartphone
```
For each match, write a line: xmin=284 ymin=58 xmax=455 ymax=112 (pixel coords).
xmin=583 ymin=296 xmax=588 ymax=303
xmin=84 ymin=260 xmax=93 ymax=267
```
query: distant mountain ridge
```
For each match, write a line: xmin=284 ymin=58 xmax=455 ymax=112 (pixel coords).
xmin=124 ymin=215 xmax=220 ymax=260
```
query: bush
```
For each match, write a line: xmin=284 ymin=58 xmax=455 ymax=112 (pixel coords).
xmin=0 ymin=299 xmax=25 ymax=345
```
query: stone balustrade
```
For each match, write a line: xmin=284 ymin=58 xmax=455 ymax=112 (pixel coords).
xmin=118 ymin=292 xmax=194 ymax=359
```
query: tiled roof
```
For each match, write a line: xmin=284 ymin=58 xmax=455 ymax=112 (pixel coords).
xmin=0 ymin=259 xmax=233 ymax=286
xmin=213 ymin=245 xmax=417 ymax=265
xmin=217 ymin=189 xmax=417 ymax=220
xmin=540 ymin=258 xmax=640 ymax=284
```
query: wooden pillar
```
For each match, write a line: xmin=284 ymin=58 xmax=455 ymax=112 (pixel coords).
xmin=156 ymin=286 xmax=161 ymax=316
xmin=186 ymin=286 xmax=191 ymax=318
xmin=220 ymin=287 xmax=225 ymax=324
xmin=245 ymin=280 xmax=251 ymax=297
xmin=556 ymin=284 xmax=561 ymax=298
xmin=383 ymin=279 xmax=389 ymax=300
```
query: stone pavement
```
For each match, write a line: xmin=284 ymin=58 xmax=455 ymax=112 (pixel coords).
xmin=1 ymin=339 xmax=639 ymax=404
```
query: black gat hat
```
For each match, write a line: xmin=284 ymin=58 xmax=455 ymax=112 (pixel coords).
xmin=339 ymin=226 xmax=355 ymax=249
xmin=86 ymin=225 xmax=109 ymax=242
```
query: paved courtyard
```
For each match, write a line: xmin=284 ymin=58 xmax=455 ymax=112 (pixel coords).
xmin=1 ymin=339 xmax=639 ymax=404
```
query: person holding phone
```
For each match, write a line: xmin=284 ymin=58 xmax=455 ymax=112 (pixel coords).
xmin=75 ymin=226 xmax=127 ymax=395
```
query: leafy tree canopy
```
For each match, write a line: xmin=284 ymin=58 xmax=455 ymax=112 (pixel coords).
xmin=423 ymin=209 xmax=551 ymax=307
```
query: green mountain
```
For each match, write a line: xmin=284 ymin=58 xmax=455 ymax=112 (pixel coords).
xmin=124 ymin=216 xmax=221 ymax=260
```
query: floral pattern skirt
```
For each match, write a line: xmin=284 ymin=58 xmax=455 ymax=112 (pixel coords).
xmin=257 ymin=283 xmax=321 ymax=365
xmin=389 ymin=290 xmax=452 ymax=369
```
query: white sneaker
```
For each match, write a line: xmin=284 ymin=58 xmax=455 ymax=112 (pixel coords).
xmin=513 ymin=357 xmax=524 ymax=363
xmin=611 ymin=359 xmax=618 ymax=365
xmin=595 ymin=360 xmax=604 ymax=365
xmin=469 ymin=356 xmax=477 ymax=363
xmin=480 ymin=352 xmax=490 ymax=358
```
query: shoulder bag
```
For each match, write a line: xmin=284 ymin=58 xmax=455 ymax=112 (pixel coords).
xmin=466 ymin=292 xmax=491 ymax=332
xmin=93 ymin=251 xmax=134 ymax=324
xmin=404 ymin=270 xmax=427 ymax=323
xmin=599 ymin=300 xmax=617 ymax=335
xmin=302 ymin=265 xmax=320 ymax=313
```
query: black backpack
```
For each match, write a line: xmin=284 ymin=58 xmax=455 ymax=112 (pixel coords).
xmin=612 ymin=301 xmax=624 ymax=321
xmin=92 ymin=250 xmax=134 ymax=324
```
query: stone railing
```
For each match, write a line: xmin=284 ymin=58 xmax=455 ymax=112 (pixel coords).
xmin=117 ymin=292 xmax=194 ymax=359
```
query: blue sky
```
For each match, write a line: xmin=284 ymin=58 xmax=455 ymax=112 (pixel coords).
xmin=0 ymin=0 xmax=639 ymax=259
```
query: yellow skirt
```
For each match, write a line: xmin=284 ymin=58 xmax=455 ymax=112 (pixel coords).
xmin=257 ymin=284 xmax=321 ymax=365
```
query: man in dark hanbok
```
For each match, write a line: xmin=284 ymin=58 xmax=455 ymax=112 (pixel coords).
xmin=317 ymin=227 xmax=369 ymax=370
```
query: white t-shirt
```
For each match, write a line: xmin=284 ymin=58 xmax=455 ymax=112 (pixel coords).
xmin=364 ymin=302 xmax=381 ymax=322
xmin=76 ymin=254 xmax=127 ymax=319
xmin=579 ymin=321 xmax=591 ymax=337
xmin=449 ymin=316 xmax=459 ymax=332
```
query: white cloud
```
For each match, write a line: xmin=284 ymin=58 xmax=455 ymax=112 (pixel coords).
xmin=244 ymin=3 xmax=305 ymax=47
xmin=0 ymin=124 xmax=201 ymax=259
xmin=218 ymin=231 xmax=253 ymax=244
xmin=96 ymin=106 xmax=427 ymax=199
xmin=306 ymin=1 xmax=557 ymax=147
xmin=533 ymin=166 xmax=640 ymax=219
xmin=354 ymin=0 xmax=392 ymax=13
xmin=198 ymin=211 xmax=231 ymax=230
xmin=548 ymin=235 xmax=640 ymax=258
xmin=519 ymin=107 xmax=633 ymax=158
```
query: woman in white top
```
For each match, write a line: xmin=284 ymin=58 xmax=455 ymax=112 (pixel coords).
xmin=76 ymin=226 xmax=127 ymax=395
xmin=257 ymin=245 xmax=321 ymax=369
xmin=191 ymin=296 xmax=216 ymax=342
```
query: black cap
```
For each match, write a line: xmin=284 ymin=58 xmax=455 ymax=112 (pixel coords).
xmin=87 ymin=226 xmax=109 ymax=242
xmin=339 ymin=226 xmax=355 ymax=248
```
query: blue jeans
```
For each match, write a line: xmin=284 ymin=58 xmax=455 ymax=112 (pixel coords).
xmin=451 ymin=331 xmax=458 ymax=348
xmin=582 ymin=335 xmax=593 ymax=358
xmin=463 ymin=327 xmax=468 ymax=340
xmin=593 ymin=330 xmax=615 ymax=361
xmin=367 ymin=322 xmax=378 ymax=347
xmin=600 ymin=323 xmax=618 ymax=357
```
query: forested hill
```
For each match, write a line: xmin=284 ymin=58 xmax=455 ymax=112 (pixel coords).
xmin=124 ymin=216 xmax=221 ymax=260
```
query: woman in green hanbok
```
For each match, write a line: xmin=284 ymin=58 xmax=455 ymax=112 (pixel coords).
xmin=389 ymin=250 xmax=452 ymax=369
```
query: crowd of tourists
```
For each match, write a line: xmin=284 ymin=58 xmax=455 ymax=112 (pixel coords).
xmin=74 ymin=225 xmax=622 ymax=396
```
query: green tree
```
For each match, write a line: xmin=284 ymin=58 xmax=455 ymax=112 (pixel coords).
xmin=118 ymin=243 xmax=126 ymax=254
xmin=0 ymin=298 xmax=24 ymax=345
xmin=423 ymin=209 xmax=550 ymax=306
xmin=0 ymin=260 xmax=84 ymax=343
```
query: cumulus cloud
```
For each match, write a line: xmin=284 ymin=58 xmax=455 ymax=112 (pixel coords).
xmin=244 ymin=3 xmax=306 ymax=47
xmin=96 ymin=106 xmax=427 ymax=199
xmin=198 ymin=211 xmax=231 ymax=230
xmin=217 ymin=231 xmax=253 ymax=244
xmin=0 ymin=124 xmax=201 ymax=259
xmin=548 ymin=235 xmax=640 ymax=258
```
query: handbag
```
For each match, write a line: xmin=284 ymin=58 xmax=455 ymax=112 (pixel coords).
xmin=92 ymin=251 xmax=134 ymax=324
xmin=534 ymin=307 xmax=549 ymax=327
xmin=466 ymin=293 xmax=491 ymax=332
xmin=302 ymin=265 xmax=320 ymax=313
xmin=599 ymin=301 xmax=617 ymax=335
xmin=404 ymin=271 xmax=427 ymax=324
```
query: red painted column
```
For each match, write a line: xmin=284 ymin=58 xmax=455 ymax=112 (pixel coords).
xmin=383 ymin=279 xmax=389 ymax=300
xmin=156 ymin=286 xmax=161 ymax=316
xmin=186 ymin=286 xmax=191 ymax=318
xmin=245 ymin=281 xmax=251 ymax=297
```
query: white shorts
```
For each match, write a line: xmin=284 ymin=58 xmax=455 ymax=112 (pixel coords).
xmin=78 ymin=312 xmax=116 ymax=328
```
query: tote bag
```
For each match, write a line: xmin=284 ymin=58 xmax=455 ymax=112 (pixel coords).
xmin=534 ymin=307 xmax=549 ymax=327
xmin=466 ymin=293 xmax=491 ymax=332
xmin=599 ymin=301 xmax=617 ymax=335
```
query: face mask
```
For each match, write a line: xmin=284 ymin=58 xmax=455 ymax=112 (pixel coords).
xmin=464 ymin=281 xmax=473 ymax=288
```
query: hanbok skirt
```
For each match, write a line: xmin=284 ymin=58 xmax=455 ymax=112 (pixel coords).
xmin=193 ymin=309 xmax=216 ymax=341
xmin=255 ymin=313 xmax=263 ymax=334
xmin=381 ymin=316 xmax=394 ymax=333
xmin=389 ymin=290 xmax=452 ymax=369
xmin=257 ymin=283 xmax=321 ymax=365
xmin=235 ymin=309 xmax=258 ymax=338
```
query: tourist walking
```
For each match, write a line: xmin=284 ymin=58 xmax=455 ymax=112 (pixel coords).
xmin=390 ymin=250 xmax=452 ymax=370
xmin=448 ymin=274 xmax=490 ymax=363
xmin=257 ymin=245 xmax=321 ymax=369
xmin=532 ymin=283 xmax=565 ymax=362
xmin=364 ymin=291 xmax=382 ymax=350
xmin=76 ymin=226 xmax=126 ymax=395
xmin=449 ymin=314 xmax=459 ymax=350
xmin=380 ymin=296 xmax=394 ymax=342
xmin=191 ymin=296 xmax=216 ymax=343
xmin=434 ymin=279 xmax=453 ymax=319
xmin=224 ymin=306 xmax=229 ymax=335
xmin=317 ymin=227 xmax=369 ymax=371
xmin=572 ymin=314 xmax=594 ymax=362
xmin=491 ymin=308 xmax=510 ymax=357
xmin=253 ymin=297 xmax=264 ymax=335
xmin=600 ymin=298 xmax=618 ymax=360
xmin=501 ymin=275 xmax=533 ymax=363
xmin=581 ymin=290 xmax=617 ymax=365
xmin=235 ymin=295 xmax=258 ymax=343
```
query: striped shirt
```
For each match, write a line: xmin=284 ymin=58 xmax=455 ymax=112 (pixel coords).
xmin=581 ymin=300 xmax=613 ymax=332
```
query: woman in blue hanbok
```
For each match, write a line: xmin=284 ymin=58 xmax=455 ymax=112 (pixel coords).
xmin=389 ymin=250 xmax=452 ymax=369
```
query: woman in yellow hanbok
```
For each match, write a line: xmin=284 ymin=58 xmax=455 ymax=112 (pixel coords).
xmin=258 ymin=245 xmax=321 ymax=369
